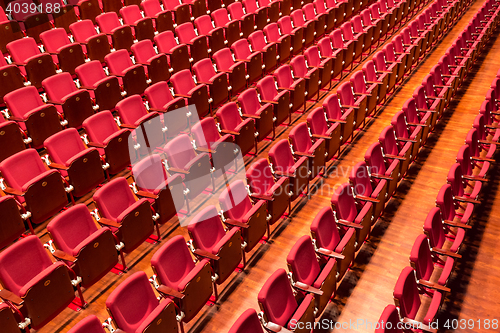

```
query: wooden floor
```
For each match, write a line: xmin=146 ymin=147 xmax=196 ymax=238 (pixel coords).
xmin=21 ymin=1 xmax=500 ymax=332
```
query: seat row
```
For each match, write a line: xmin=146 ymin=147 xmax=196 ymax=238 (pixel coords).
xmin=0 ymin=0 xmax=464 ymax=330
xmin=0 ymin=0 xmax=390 ymax=53
xmin=0 ymin=0 xmax=416 ymax=168
xmin=222 ymin=0 xmax=495 ymax=331
xmin=376 ymin=64 xmax=500 ymax=333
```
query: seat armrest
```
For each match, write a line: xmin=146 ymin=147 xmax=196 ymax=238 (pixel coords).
xmin=292 ymin=281 xmax=324 ymax=296
xmin=2 ymin=186 xmax=24 ymax=196
xmin=397 ymin=137 xmax=417 ymax=143
xmin=168 ymin=167 xmax=190 ymax=175
xmin=471 ymin=156 xmax=495 ymax=162
xmin=52 ymin=250 xmax=77 ymax=263
xmin=157 ymin=285 xmax=186 ymax=299
xmin=87 ymin=142 xmax=106 ymax=148
xmin=195 ymin=146 xmax=214 ymax=153
xmin=418 ymin=279 xmax=451 ymax=293
xmin=175 ymin=93 xmax=192 ymax=98
xmin=341 ymin=104 xmax=360 ymax=109
xmin=463 ymin=175 xmax=487 ymax=182
xmin=242 ymin=113 xmax=260 ymax=119
xmin=193 ymin=249 xmax=220 ymax=260
xmin=336 ymin=219 xmax=363 ymax=229
xmin=220 ymin=129 xmax=240 ymax=135
xmin=312 ymin=134 xmax=331 ymax=140
xmin=0 ymin=288 xmax=23 ymax=305
xmin=250 ymin=193 xmax=274 ymax=201
xmin=370 ymin=173 xmax=393 ymax=180
xmin=120 ymin=124 xmax=137 ymax=129
xmin=355 ymin=194 xmax=380 ymax=203
xmin=98 ymin=217 xmax=121 ymax=228
xmin=454 ymin=196 xmax=480 ymax=204
xmin=224 ymin=219 xmax=250 ymax=229
xmin=294 ymin=151 xmax=315 ymax=158
xmin=136 ymin=190 xmax=158 ymax=199
xmin=262 ymin=99 xmax=279 ymax=105
xmin=431 ymin=247 xmax=461 ymax=258
xmin=443 ymin=220 xmax=472 ymax=229
xmin=328 ymin=118 xmax=347 ymax=124
xmin=384 ymin=154 xmax=406 ymax=161
xmin=48 ymin=163 xmax=69 ymax=170
xmin=316 ymin=247 xmax=345 ymax=260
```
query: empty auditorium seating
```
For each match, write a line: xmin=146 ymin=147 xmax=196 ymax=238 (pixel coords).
xmin=287 ymin=235 xmax=337 ymax=315
xmin=120 ymin=5 xmax=156 ymax=41
xmin=289 ymin=55 xmax=321 ymax=104
xmin=307 ymin=109 xmax=339 ymax=159
xmin=0 ymin=149 xmax=73 ymax=224
xmin=393 ymin=266 xmax=444 ymax=330
xmin=194 ymin=15 xmax=226 ymax=54
xmin=150 ymin=235 xmax=214 ymax=326
xmin=105 ymin=49 xmax=149 ymax=96
xmin=163 ymin=133 xmax=215 ymax=199
xmin=378 ymin=125 xmax=412 ymax=178
xmin=274 ymin=64 xmax=306 ymax=113
xmin=171 ymin=69 xmax=212 ymax=118
xmin=311 ymin=206 xmax=356 ymax=280
xmin=409 ymin=234 xmax=453 ymax=290
xmin=105 ymin=271 xmax=179 ymax=332
xmin=231 ymin=38 xmax=264 ymax=82
xmin=213 ymin=47 xmax=248 ymax=95
xmin=423 ymin=207 xmax=463 ymax=258
xmin=47 ymin=204 xmax=127 ymax=288
xmin=268 ymin=139 xmax=310 ymax=200
xmin=248 ymin=30 xmax=279 ymax=72
xmin=43 ymin=72 xmax=96 ymax=129
xmin=187 ymin=205 xmax=244 ymax=286
xmin=237 ymin=88 xmax=275 ymax=140
xmin=216 ymin=102 xmax=257 ymax=156
xmin=330 ymin=183 xmax=370 ymax=250
xmin=256 ymin=75 xmax=291 ymax=126
xmin=132 ymin=154 xmax=187 ymax=223
xmin=7 ymin=37 xmax=56 ymax=89
xmin=246 ymin=158 xmax=290 ymax=224
xmin=131 ymin=39 xmax=172 ymax=84
xmin=141 ymin=0 xmax=175 ymax=33
xmin=44 ymin=128 xmax=107 ymax=197
xmin=70 ymin=20 xmax=112 ymax=63
xmin=257 ymin=268 xmax=315 ymax=332
xmin=144 ymin=86 xmax=186 ymax=133
xmin=93 ymin=177 xmax=159 ymax=252
xmin=82 ymin=111 xmax=132 ymax=175
xmin=349 ymin=160 xmax=387 ymax=221
xmin=154 ymin=30 xmax=191 ymax=73
xmin=75 ymin=60 xmax=123 ymax=111
xmin=190 ymin=117 xmax=237 ymax=172
xmin=39 ymin=28 xmax=86 ymax=75
xmin=193 ymin=57 xmax=229 ymax=108
xmin=96 ymin=12 xmax=135 ymax=51
xmin=323 ymin=93 xmax=355 ymax=144
xmin=0 ymin=235 xmax=85 ymax=330
xmin=289 ymin=122 xmax=326 ymax=178
xmin=219 ymin=179 xmax=269 ymax=249
xmin=175 ymin=22 xmax=210 ymax=62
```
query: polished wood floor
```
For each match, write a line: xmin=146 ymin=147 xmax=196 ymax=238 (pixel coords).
xmin=14 ymin=1 xmax=500 ymax=332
